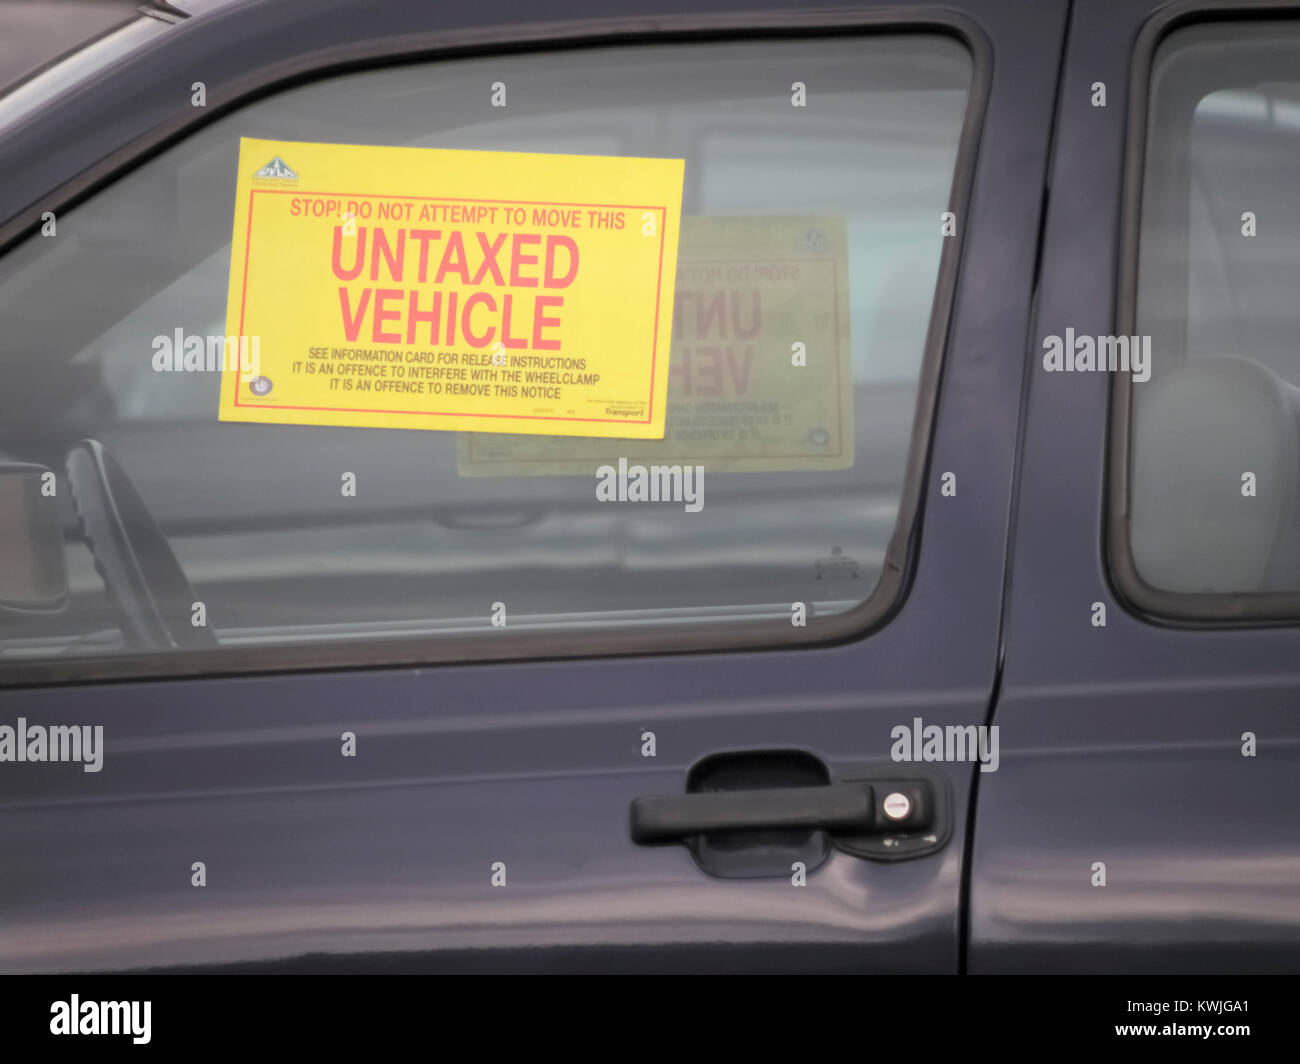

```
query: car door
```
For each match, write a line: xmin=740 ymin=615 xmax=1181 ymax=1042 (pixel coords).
xmin=971 ymin=0 xmax=1300 ymax=973
xmin=0 ymin=0 xmax=1064 ymax=973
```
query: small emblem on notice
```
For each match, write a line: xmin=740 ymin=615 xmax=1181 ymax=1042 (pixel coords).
xmin=815 ymin=545 xmax=860 ymax=581
xmin=799 ymin=228 xmax=827 ymax=252
xmin=254 ymin=156 xmax=298 ymax=179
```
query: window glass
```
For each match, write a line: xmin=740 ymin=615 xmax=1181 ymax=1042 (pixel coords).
xmin=0 ymin=35 xmax=972 ymax=665
xmin=1131 ymin=22 xmax=1300 ymax=597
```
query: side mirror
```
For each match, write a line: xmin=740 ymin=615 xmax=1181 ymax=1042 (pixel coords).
xmin=0 ymin=463 xmax=68 ymax=612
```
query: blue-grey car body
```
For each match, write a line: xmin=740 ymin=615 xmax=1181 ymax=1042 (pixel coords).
xmin=1 ymin=0 xmax=1296 ymax=974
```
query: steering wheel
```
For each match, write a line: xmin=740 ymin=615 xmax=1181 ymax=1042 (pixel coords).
xmin=65 ymin=439 xmax=216 ymax=651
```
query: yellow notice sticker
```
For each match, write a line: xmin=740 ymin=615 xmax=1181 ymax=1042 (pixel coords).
xmin=457 ymin=214 xmax=853 ymax=475
xmin=220 ymin=138 xmax=685 ymax=437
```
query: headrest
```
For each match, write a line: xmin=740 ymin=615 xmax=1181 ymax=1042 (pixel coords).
xmin=1129 ymin=356 xmax=1300 ymax=593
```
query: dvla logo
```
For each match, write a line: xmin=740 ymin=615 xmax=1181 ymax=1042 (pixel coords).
xmin=255 ymin=155 xmax=298 ymax=179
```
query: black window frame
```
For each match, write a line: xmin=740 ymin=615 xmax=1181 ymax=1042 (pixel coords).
xmin=1109 ymin=0 xmax=1300 ymax=627
xmin=0 ymin=7 xmax=991 ymax=687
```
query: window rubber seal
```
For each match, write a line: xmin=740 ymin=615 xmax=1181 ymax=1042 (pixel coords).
xmin=1107 ymin=0 xmax=1300 ymax=628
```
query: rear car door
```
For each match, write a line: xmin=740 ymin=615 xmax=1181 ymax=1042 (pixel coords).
xmin=972 ymin=0 xmax=1300 ymax=973
xmin=0 ymin=0 xmax=1064 ymax=973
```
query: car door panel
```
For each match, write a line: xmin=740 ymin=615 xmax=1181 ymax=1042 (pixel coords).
xmin=0 ymin=0 xmax=1066 ymax=973
xmin=970 ymin=0 xmax=1300 ymax=974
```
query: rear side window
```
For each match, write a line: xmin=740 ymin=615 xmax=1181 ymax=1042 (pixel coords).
xmin=0 ymin=33 xmax=975 ymax=674
xmin=1124 ymin=20 xmax=1300 ymax=611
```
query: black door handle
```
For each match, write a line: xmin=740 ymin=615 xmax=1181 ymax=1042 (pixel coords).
xmin=630 ymin=782 xmax=875 ymax=844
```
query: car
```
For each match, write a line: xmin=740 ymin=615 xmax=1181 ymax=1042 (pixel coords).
xmin=0 ymin=0 xmax=1296 ymax=987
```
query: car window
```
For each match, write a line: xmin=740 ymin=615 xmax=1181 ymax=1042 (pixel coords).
xmin=0 ymin=33 xmax=974 ymax=669
xmin=1129 ymin=20 xmax=1300 ymax=602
